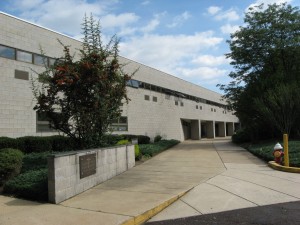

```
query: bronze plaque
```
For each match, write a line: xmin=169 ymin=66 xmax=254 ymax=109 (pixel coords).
xmin=79 ymin=153 xmax=96 ymax=179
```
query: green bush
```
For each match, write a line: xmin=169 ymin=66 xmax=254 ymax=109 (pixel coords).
xmin=0 ymin=137 xmax=19 ymax=149
xmin=134 ymin=144 xmax=141 ymax=160
xmin=17 ymin=136 xmax=53 ymax=153
xmin=232 ymin=129 xmax=251 ymax=144
xmin=116 ymin=139 xmax=130 ymax=145
xmin=247 ymin=141 xmax=300 ymax=167
xmin=137 ymin=135 xmax=150 ymax=144
xmin=139 ymin=139 xmax=179 ymax=157
xmin=0 ymin=148 xmax=24 ymax=186
xmin=101 ymin=134 xmax=124 ymax=146
xmin=154 ymin=135 xmax=162 ymax=142
xmin=48 ymin=136 xmax=75 ymax=152
xmin=21 ymin=152 xmax=49 ymax=173
xmin=3 ymin=169 xmax=48 ymax=202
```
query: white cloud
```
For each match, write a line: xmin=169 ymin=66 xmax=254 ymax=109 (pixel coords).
xmin=167 ymin=11 xmax=191 ymax=28
xmin=141 ymin=13 xmax=163 ymax=33
xmin=247 ymin=0 xmax=292 ymax=11
xmin=101 ymin=13 xmax=139 ymax=29
xmin=176 ymin=67 xmax=228 ymax=81
xmin=141 ymin=1 xmax=150 ymax=5
xmin=220 ymin=24 xmax=240 ymax=34
xmin=207 ymin=6 xmax=222 ymax=15
xmin=120 ymin=32 xmax=223 ymax=69
xmin=192 ymin=55 xmax=229 ymax=66
xmin=215 ymin=9 xmax=240 ymax=21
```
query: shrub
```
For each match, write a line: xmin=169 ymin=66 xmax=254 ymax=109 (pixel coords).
xmin=139 ymin=139 xmax=179 ymax=157
xmin=3 ymin=169 xmax=48 ymax=202
xmin=21 ymin=152 xmax=49 ymax=173
xmin=232 ymin=129 xmax=251 ymax=144
xmin=122 ymin=134 xmax=137 ymax=141
xmin=0 ymin=137 xmax=19 ymax=149
xmin=48 ymin=136 xmax=75 ymax=152
xmin=154 ymin=135 xmax=162 ymax=143
xmin=0 ymin=148 xmax=24 ymax=186
xmin=101 ymin=134 xmax=124 ymax=146
xmin=116 ymin=139 xmax=130 ymax=145
xmin=137 ymin=135 xmax=150 ymax=144
xmin=134 ymin=144 xmax=141 ymax=160
xmin=17 ymin=136 xmax=52 ymax=153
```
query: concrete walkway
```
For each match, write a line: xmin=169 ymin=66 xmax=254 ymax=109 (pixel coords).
xmin=1 ymin=139 xmax=299 ymax=225
xmin=0 ymin=140 xmax=226 ymax=225
xmin=148 ymin=138 xmax=300 ymax=223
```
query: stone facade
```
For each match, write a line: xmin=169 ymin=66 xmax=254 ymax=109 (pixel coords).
xmin=0 ymin=12 xmax=239 ymax=141
xmin=48 ymin=145 xmax=135 ymax=203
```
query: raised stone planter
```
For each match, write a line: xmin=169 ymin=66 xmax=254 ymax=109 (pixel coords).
xmin=48 ymin=145 xmax=135 ymax=204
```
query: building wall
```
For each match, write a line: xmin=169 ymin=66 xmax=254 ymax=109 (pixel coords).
xmin=0 ymin=12 xmax=239 ymax=141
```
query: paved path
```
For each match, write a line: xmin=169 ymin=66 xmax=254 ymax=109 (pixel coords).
xmin=148 ymin=138 xmax=300 ymax=224
xmin=0 ymin=140 xmax=226 ymax=225
xmin=1 ymin=139 xmax=299 ymax=225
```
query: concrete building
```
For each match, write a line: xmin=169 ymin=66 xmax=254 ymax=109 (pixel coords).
xmin=0 ymin=12 xmax=239 ymax=141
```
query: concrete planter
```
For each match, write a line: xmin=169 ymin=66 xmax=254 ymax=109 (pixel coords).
xmin=48 ymin=145 xmax=135 ymax=204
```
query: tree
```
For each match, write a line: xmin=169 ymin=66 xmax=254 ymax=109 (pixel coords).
xmin=32 ymin=15 xmax=132 ymax=148
xmin=219 ymin=3 xmax=300 ymax=139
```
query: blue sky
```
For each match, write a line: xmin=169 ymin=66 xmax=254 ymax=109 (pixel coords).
xmin=0 ymin=0 xmax=298 ymax=93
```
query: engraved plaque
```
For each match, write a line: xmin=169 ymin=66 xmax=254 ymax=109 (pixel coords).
xmin=79 ymin=153 xmax=96 ymax=179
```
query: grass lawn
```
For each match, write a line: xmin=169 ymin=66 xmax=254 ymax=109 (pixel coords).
xmin=245 ymin=141 xmax=300 ymax=167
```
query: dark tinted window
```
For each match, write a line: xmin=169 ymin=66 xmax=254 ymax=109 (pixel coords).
xmin=0 ymin=45 xmax=15 ymax=59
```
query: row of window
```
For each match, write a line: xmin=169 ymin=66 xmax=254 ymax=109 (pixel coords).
xmin=175 ymin=101 xmax=184 ymax=107
xmin=144 ymin=95 xmax=157 ymax=102
xmin=0 ymin=43 xmax=229 ymax=112
xmin=127 ymin=78 xmax=227 ymax=109
xmin=36 ymin=112 xmax=128 ymax=132
xmin=196 ymin=105 xmax=203 ymax=110
xmin=0 ymin=44 xmax=56 ymax=67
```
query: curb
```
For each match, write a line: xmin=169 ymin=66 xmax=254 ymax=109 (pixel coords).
xmin=121 ymin=191 xmax=189 ymax=225
xmin=268 ymin=161 xmax=300 ymax=173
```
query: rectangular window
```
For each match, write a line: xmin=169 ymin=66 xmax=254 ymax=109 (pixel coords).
xmin=175 ymin=101 xmax=178 ymax=106
xmin=36 ymin=112 xmax=55 ymax=132
xmin=200 ymin=106 xmax=202 ymax=110
xmin=126 ymin=79 xmax=140 ymax=88
xmin=34 ymin=54 xmax=47 ymax=66
xmin=214 ymin=109 xmax=216 ymax=112
xmin=211 ymin=108 xmax=213 ymax=112
xmin=16 ymin=50 xmax=32 ymax=63
xmin=144 ymin=83 xmax=151 ymax=90
xmin=180 ymin=102 xmax=184 ymax=107
xmin=144 ymin=95 xmax=150 ymax=101
xmin=110 ymin=116 xmax=128 ymax=131
xmin=153 ymin=96 xmax=157 ymax=102
xmin=49 ymin=58 xmax=57 ymax=66
xmin=15 ymin=70 xmax=29 ymax=80
xmin=0 ymin=45 xmax=15 ymax=59
xmin=196 ymin=105 xmax=198 ymax=109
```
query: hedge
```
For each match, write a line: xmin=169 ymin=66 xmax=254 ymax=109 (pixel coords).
xmin=139 ymin=139 xmax=180 ymax=157
xmin=0 ymin=148 xmax=24 ymax=186
xmin=3 ymin=169 xmax=48 ymax=202
xmin=21 ymin=152 xmax=50 ymax=173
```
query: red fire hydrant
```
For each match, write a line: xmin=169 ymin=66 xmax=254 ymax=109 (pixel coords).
xmin=273 ymin=143 xmax=284 ymax=164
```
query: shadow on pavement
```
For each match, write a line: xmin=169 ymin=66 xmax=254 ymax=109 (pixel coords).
xmin=146 ymin=201 xmax=300 ymax=225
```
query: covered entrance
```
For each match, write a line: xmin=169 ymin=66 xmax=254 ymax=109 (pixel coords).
xmin=181 ymin=119 xmax=200 ymax=140
xmin=200 ymin=120 xmax=214 ymax=138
